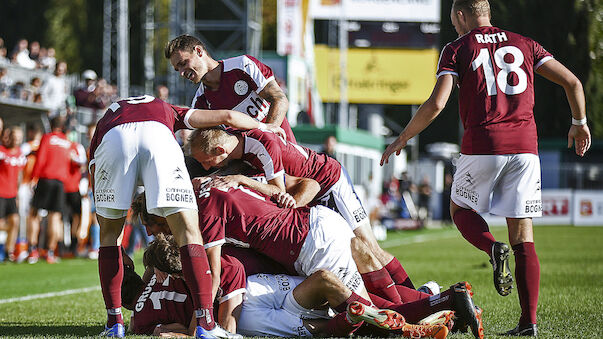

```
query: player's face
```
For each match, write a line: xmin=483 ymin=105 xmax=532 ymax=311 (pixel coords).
xmin=144 ymin=215 xmax=171 ymax=236
xmin=192 ymin=149 xmax=229 ymax=170
xmin=170 ymin=48 xmax=204 ymax=84
xmin=451 ymin=8 xmax=468 ymax=36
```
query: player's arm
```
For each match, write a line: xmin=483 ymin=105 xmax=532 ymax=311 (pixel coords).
xmin=284 ymin=175 xmax=321 ymax=207
xmin=153 ymin=323 xmax=190 ymax=337
xmin=205 ymin=244 xmax=222 ymax=302
xmin=187 ymin=109 xmax=286 ymax=139
xmin=380 ymin=74 xmax=455 ymax=165
xmin=212 ymin=174 xmax=292 ymax=207
xmin=535 ymin=59 xmax=591 ymax=156
xmin=217 ymin=294 xmax=244 ymax=333
xmin=258 ymin=80 xmax=289 ymax=128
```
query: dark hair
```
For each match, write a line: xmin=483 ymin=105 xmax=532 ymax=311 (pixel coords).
xmin=50 ymin=116 xmax=66 ymax=130
xmin=143 ymin=233 xmax=182 ymax=274
xmin=164 ymin=34 xmax=208 ymax=59
xmin=121 ymin=264 xmax=145 ymax=311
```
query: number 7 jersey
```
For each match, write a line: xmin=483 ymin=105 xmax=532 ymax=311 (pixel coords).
xmin=437 ymin=26 xmax=553 ymax=155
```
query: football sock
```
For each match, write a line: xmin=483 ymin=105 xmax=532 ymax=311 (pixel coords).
xmin=361 ymin=268 xmax=402 ymax=304
xmin=327 ymin=311 xmax=363 ymax=336
xmin=453 ymin=209 xmax=496 ymax=254
xmin=513 ymin=242 xmax=539 ymax=325
xmin=179 ymin=244 xmax=215 ymax=330
xmin=98 ymin=246 xmax=124 ymax=326
xmin=390 ymin=288 xmax=454 ymax=324
xmin=384 ymin=257 xmax=415 ymax=289
xmin=395 ymin=284 xmax=432 ymax=303
xmin=334 ymin=292 xmax=372 ymax=313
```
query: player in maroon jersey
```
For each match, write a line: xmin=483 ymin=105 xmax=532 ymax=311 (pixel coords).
xmin=165 ymin=35 xmax=297 ymax=143
xmin=0 ymin=126 xmax=26 ymax=262
xmin=188 ymin=127 xmax=417 ymax=293
xmin=381 ymin=0 xmax=591 ymax=336
xmin=90 ymin=94 xmax=280 ymax=338
xmin=28 ymin=116 xmax=71 ymax=264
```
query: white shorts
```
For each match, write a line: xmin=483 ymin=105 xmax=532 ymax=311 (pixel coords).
xmin=294 ymin=206 xmax=364 ymax=294
xmin=237 ymin=274 xmax=330 ymax=337
xmin=451 ymin=153 xmax=542 ymax=218
xmin=92 ymin=121 xmax=197 ymax=218
xmin=317 ymin=167 xmax=368 ymax=231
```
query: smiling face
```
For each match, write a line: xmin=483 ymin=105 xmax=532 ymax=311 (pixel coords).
xmin=170 ymin=47 xmax=206 ymax=84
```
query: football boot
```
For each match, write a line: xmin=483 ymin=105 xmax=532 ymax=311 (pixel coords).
xmin=491 ymin=241 xmax=513 ymax=296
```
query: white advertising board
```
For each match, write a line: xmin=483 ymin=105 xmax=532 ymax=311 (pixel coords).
xmin=310 ymin=0 xmax=440 ymax=23
xmin=277 ymin=0 xmax=304 ymax=56
xmin=573 ymin=191 xmax=603 ymax=226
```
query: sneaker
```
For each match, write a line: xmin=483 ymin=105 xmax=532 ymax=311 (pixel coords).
xmin=347 ymin=301 xmax=406 ymax=330
xmin=418 ymin=281 xmax=442 ymax=295
xmin=451 ymin=282 xmax=484 ymax=339
xmin=27 ymin=249 xmax=39 ymax=264
xmin=46 ymin=253 xmax=59 ymax=264
xmin=491 ymin=242 xmax=513 ymax=296
xmin=99 ymin=323 xmax=125 ymax=337
xmin=16 ymin=250 xmax=29 ymax=263
xmin=401 ymin=323 xmax=449 ymax=339
xmin=88 ymin=250 xmax=99 ymax=260
xmin=418 ymin=310 xmax=455 ymax=330
xmin=503 ymin=323 xmax=538 ymax=336
xmin=195 ymin=325 xmax=242 ymax=338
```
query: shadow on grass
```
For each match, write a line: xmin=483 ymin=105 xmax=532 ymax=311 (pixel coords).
xmin=0 ymin=323 xmax=103 ymax=337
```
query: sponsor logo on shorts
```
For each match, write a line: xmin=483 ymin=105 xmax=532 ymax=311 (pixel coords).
xmin=524 ymin=199 xmax=542 ymax=213
xmin=463 ymin=172 xmax=475 ymax=185
xmin=165 ymin=188 xmax=195 ymax=203
xmin=173 ymin=167 xmax=185 ymax=181
xmin=455 ymin=185 xmax=479 ymax=204
xmin=98 ymin=169 xmax=110 ymax=182
xmin=353 ymin=207 xmax=367 ymax=223
xmin=95 ymin=188 xmax=115 ymax=202
xmin=337 ymin=267 xmax=362 ymax=292
xmin=536 ymin=179 xmax=541 ymax=191
xmin=276 ymin=274 xmax=293 ymax=292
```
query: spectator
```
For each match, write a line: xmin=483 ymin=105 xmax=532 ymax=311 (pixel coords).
xmin=39 ymin=47 xmax=56 ymax=71
xmin=10 ymin=81 xmax=26 ymax=100
xmin=156 ymin=84 xmax=169 ymax=102
xmin=319 ymin=135 xmax=337 ymax=160
xmin=40 ymin=61 xmax=69 ymax=115
xmin=417 ymin=176 xmax=432 ymax=221
xmin=74 ymin=69 xmax=106 ymax=109
xmin=0 ymin=46 xmax=9 ymax=65
xmin=12 ymin=39 xmax=36 ymax=69
xmin=398 ymin=172 xmax=417 ymax=219
xmin=18 ymin=123 xmax=42 ymax=261
xmin=25 ymin=77 xmax=43 ymax=103
xmin=64 ymin=139 xmax=87 ymax=257
xmin=28 ymin=41 xmax=41 ymax=65
xmin=0 ymin=67 xmax=13 ymax=97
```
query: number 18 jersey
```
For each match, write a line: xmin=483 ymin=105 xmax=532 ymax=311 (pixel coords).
xmin=437 ymin=26 xmax=552 ymax=155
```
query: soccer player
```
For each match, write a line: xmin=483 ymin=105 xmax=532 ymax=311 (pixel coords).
xmin=28 ymin=116 xmax=71 ymax=264
xmin=0 ymin=126 xmax=26 ymax=262
xmin=64 ymin=140 xmax=87 ymax=256
xmin=165 ymin=35 xmax=297 ymax=143
xmin=89 ymin=94 xmax=280 ymax=337
xmin=188 ymin=127 xmax=416 ymax=291
xmin=380 ymin=0 xmax=591 ymax=336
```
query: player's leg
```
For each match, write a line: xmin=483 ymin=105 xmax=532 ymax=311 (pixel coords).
xmin=45 ymin=211 xmax=62 ymax=263
xmin=27 ymin=183 xmax=43 ymax=263
xmin=5 ymin=201 xmax=19 ymax=261
xmin=138 ymin=121 xmax=217 ymax=334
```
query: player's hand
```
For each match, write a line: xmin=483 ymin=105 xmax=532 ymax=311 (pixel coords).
xmin=191 ymin=176 xmax=211 ymax=192
xmin=210 ymin=175 xmax=241 ymax=190
xmin=262 ymin=123 xmax=287 ymax=141
xmin=154 ymin=267 xmax=169 ymax=283
xmin=568 ymin=124 xmax=591 ymax=157
xmin=273 ymin=191 xmax=297 ymax=208
xmin=380 ymin=136 xmax=408 ymax=166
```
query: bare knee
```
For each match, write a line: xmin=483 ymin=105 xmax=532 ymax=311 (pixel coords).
xmin=351 ymin=237 xmax=381 ymax=273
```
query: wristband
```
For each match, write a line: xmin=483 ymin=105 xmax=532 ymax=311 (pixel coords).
xmin=258 ymin=122 xmax=268 ymax=130
xmin=572 ymin=117 xmax=587 ymax=126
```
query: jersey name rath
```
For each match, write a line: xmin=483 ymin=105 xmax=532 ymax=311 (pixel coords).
xmin=475 ymin=32 xmax=508 ymax=44
xmin=232 ymin=90 xmax=270 ymax=120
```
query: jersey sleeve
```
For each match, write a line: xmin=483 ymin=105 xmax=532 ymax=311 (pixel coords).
xmin=245 ymin=131 xmax=284 ymax=181
xmin=170 ymin=104 xmax=195 ymax=131
xmin=436 ymin=43 xmax=458 ymax=78
xmin=199 ymin=213 xmax=226 ymax=249
xmin=217 ymin=254 xmax=247 ymax=304
xmin=243 ymin=55 xmax=275 ymax=92
xmin=532 ymin=40 xmax=554 ymax=69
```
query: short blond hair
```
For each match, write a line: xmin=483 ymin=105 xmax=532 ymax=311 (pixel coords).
xmin=187 ymin=127 xmax=231 ymax=155
xmin=453 ymin=0 xmax=490 ymax=18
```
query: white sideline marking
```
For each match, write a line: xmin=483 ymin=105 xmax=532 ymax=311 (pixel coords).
xmin=380 ymin=230 xmax=459 ymax=249
xmin=0 ymin=286 xmax=100 ymax=304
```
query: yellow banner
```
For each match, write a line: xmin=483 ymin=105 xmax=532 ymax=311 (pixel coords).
xmin=314 ymin=45 xmax=439 ymax=104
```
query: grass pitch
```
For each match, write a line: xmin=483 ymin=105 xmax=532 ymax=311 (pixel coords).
xmin=1 ymin=225 xmax=602 ymax=338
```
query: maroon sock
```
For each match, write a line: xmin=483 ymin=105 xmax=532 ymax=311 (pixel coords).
xmin=361 ymin=268 xmax=402 ymax=304
xmin=384 ymin=258 xmax=415 ymax=289
xmin=389 ymin=289 xmax=454 ymax=324
xmin=334 ymin=292 xmax=372 ymax=313
xmin=98 ymin=246 xmax=124 ymax=326
xmin=395 ymin=285 xmax=432 ymax=303
xmin=453 ymin=209 xmax=496 ymax=254
xmin=180 ymin=244 xmax=215 ymax=330
xmin=513 ymin=242 xmax=539 ymax=325
xmin=368 ymin=292 xmax=395 ymax=309
xmin=327 ymin=312 xmax=363 ymax=336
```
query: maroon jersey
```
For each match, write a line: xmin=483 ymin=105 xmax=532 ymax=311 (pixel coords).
xmin=191 ymin=55 xmax=297 ymax=143
xmin=132 ymin=274 xmax=194 ymax=335
xmin=216 ymin=254 xmax=247 ymax=304
xmin=89 ymin=95 xmax=192 ymax=161
xmin=0 ymin=146 xmax=26 ymax=198
xmin=32 ymin=131 xmax=71 ymax=183
xmin=437 ymin=26 xmax=553 ymax=155
xmin=222 ymin=245 xmax=290 ymax=276
xmin=241 ymin=129 xmax=340 ymax=198
xmin=196 ymin=184 xmax=310 ymax=274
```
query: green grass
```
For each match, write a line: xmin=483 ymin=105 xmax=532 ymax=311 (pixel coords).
xmin=1 ymin=225 xmax=602 ymax=338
